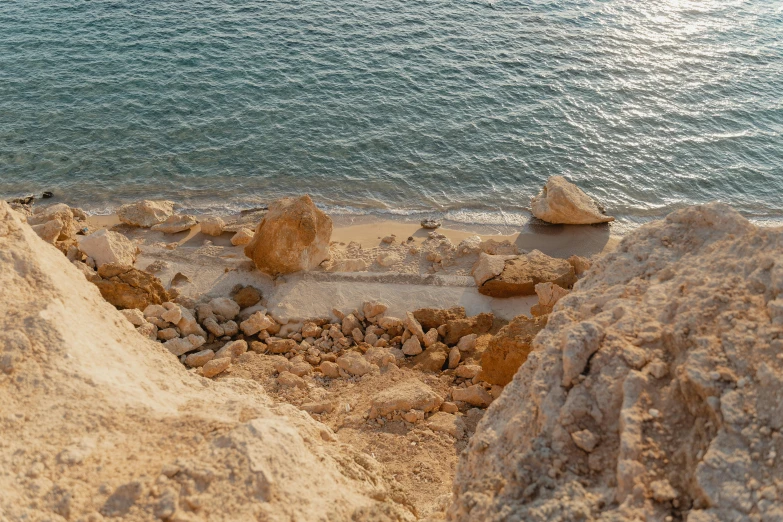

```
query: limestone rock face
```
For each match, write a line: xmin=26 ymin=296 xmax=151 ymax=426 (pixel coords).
xmin=117 ymin=200 xmax=175 ymax=227
xmin=244 ymin=195 xmax=333 ymax=276
xmin=450 ymin=203 xmax=782 ymax=522
xmin=478 ymin=315 xmax=548 ymax=386
xmin=93 ymin=263 xmax=170 ymax=310
xmin=77 ymin=229 xmax=137 ymax=268
xmin=27 ymin=203 xmax=77 ymax=243
xmin=530 ymin=175 xmax=614 ymax=224
xmin=0 ymin=200 xmax=415 ymax=522
xmin=476 ymin=250 xmax=576 ymax=298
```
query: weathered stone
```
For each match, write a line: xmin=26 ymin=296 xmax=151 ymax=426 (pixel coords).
xmin=479 ymin=239 xmax=519 ymax=256
xmin=215 ymin=340 xmax=248 ymax=361
xmin=319 ymin=361 xmax=340 ymax=378
xmin=201 ymin=357 xmax=230 ymax=378
xmin=402 ymin=336 xmax=423 ymax=356
xmin=455 ymin=364 xmax=481 ymax=379
xmin=364 ymin=346 xmax=396 ymax=367
xmin=452 ymin=385 xmax=492 ymax=408
xmin=93 ymin=264 xmax=170 ymax=310
xmin=203 ymin=317 xmax=224 ymax=337
xmin=157 ymin=328 xmax=179 ymax=341
xmin=160 ymin=305 xmax=182 ymax=325
xmin=244 ymin=195 xmax=332 ymax=276
xmin=472 ymin=253 xmax=516 ymax=287
xmin=362 ymin=301 xmax=387 ymax=319
xmin=423 ymin=328 xmax=439 ymax=348
xmin=427 ymin=411 xmax=466 ymax=438
xmin=151 ymin=214 xmax=198 ymax=234
xmin=441 ymin=402 xmax=459 ymax=414
xmin=404 ymin=312 xmax=425 ymax=341
xmin=302 ymin=322 xmax=322 ymax=338
xmin=117 ymin=200 xmax=175 ymax=227
xmin=222 ymin=320 xmax=239 ymax=337
xmin=199 ymin=216 xmax=225 ymax=236
xmin=164 ymin=335 xmax=205 ymax=356
xmin=301 ymin=401 xmax=334 ymax=414
xmin=31 ymin=219 xmax=64 ymax=244
xmin=477 ymin=250 xmax=576 ymax=298
xmin=143 ymin=304 xmax=167 ymax=319
xmin=413 ymin=307 xmax=467 ymax=331
xmin=267 ymin=339 xmax=297 ymax=354
xmin=531 ymin=281 xmax=570 ymax=317
xmin=341 ymin=314 xmax=360 ymax=336
xmin=185 ymin=349 xmax=215 ymax=367
xmin=232 ymin=286 xmax=261 ymax=309
xmin=401 ymin=410 xmax=425 ymax=423
xmin=240 ymin=312 xmax=275 ymax=336
xmin=412 ymin=342 xmax=449 ymax=372
xmin=336 ymin=351 xmax=377 ymax=376
xmin=530 ymin=176 xmax=614 ymax=224
xmin=368 ymin=379 xmax=443 ymax=419
xmin=176 ymin=306 xmax=207 ymax=337
xmin=478 ymin=315 xmax=547 ymax=386
xmin=420 ymin=219 xmax=441 ymax=229
xmin=277 ymin=371 xmax=307 ymax=388
xmin=120 ymin=308 xmax=145 ymax=327
xmin=376 ymin=252 xmax=401 ymax=267
xmin=136 ymin=322 xmax=157 ymax=340
xmin=208 ymin=297 xmax=240 ymax=321
xmin=444 ymin=313 xmax=493 ymax=346
xmin=78 ymin=229 xmax=137 ymax=268
xmin=456 ymin=334 xmax=477 ymax=352
xmin=571 ymin=429 xmax=599 ymax=452
xmin=448 ymin=347 xmax=461 ymax=369
xmin=28 ymin=204 xmax=77 ymax=242
xmin=568 ymin=255 xmax=592 ymax=276
xmin=231 ymin=228 xmax=254 ymax=246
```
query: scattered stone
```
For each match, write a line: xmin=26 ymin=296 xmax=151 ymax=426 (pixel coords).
xmin=231 ymin=228 xmax=254 ymax=246
xmin=423 ymin=328 xmax=439 ymax=348
xmin=301 ymin=401 xmax=334 ymax=414
xmin=93 ymin=264 xmax=170 ymax=310
xmin=364 ymin=346 xmax=396 ymax=367
xmin=143 ymin=304 xmax=167 ymax=319
xmin=448 ymin=347 xmax=461 ymax=369
xmin=199 ymin=216 xmax=225 ymax=236
xmin=267 ymin=339 xmax=297 ymax=354
xmin=77 ymin=229 xmax=137 ymax=268
xmin=341 ymin=314 xmax=361 ymax=336
xmin=319 ymin=361 xmax=340 ymax=378
xmin=477 ymin=250 xmax=576 ymax=298
xmin=412 ymin=342 xmax=449 ymax=372
xmin=325 ymin=258 xmax=368 ymax=272
xmin=120 ymin=309 xmax=145 ymax=327
xmin=28 ymin=203 xmax=77 ymax=242
xmin=278 ymin=371 xmax=307 ymax=389
xmin=455 ymin=364 xmax=481 ymax=379
xmin=479 ymin=239 xmax=519 ymax=256
xmin=441 ymin=402 xmax=459 ymax=414
xmin=157 ymin=328 xmax=179 ymax=341
xmin=160 ymin=306 xmax=182 ymax=324
xmin=402 ymin=336 xmax=423 ymax=356
xmin=413 ymin=307 xmax=467 ymax=331
xmin=472 ymin=252 xmax=515 ymax=287
xmin=208 ymin=297 xmax=240 ymax=321
xmin=404 ymin=312 xmax=425 ymax=341
xmin=164 ymin=335 xmax=206 ymax=356
xmin=427 ymin=411 xmax=466 ymax=438
xmin=378 ymin=316 xmax=403 ymax=332
xmin=452 ymin=385 xmax=492 ymax=408
xmin=420 ymin=219 xmax=441 ymax=229
xmin=402 ymin=410 xmax=425 ymax=423
xmin=567 ymin=255 xmax=592 ymax=276
xmin=530 ymin=176 xmax=614 ymax=224
xmin=336 ymin=351 xmax=377 ymax=376
xmin=478 ymin=315 xmax=547 ymax=386
xmin=381 ymin=235 xmax=395 ymax=244
xmin=368 ymin=379 xmax=443 ymax=419
xmin=457 ymin=236 xmax=482 ymax=256
xmin=185 ymin=349 xmax=215 ymax=367
xmin=289 ymin=360 xmax=313 ymax=377
xmin=362 ymin=301 xmax=388 ymax=320
xmin=444 ymin=313 xmax=493 ymax=346
xmin=531 ymin=281 xmax=570 ymax=316
xmin=136 ymin=322 xmax=157 ymax=340
xmin=302 ymin=322 xmax=323 ymax=338
xmin=249 ymin=341 xmax=267 ymax=353
xmin=117 ymin=200 xmax=175 ymax=227
xmin=456 ymin=334 xmax=478 ymax=352
xmin=240 ymin=312 xmax=275 ymax=336
xmin=214 ymin=340 xmax=248 ymax=361
xmin=151 ymin=214 xmax=198 ymax=234
xmin=232 ymin=286 xmax=262 ymax=309
xmin=244 ymin=195 xmax=332 ymax=276
xmin=201 ymin=357 xmax=230 ymax=378
xmin=176 ymin=306 xmax=207 ymax=337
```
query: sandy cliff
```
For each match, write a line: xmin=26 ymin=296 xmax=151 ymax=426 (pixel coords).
xmin=450 ymin=203 xmax=783 ymax=521
xmin=0 ymin=201 xmax=413 ymax=521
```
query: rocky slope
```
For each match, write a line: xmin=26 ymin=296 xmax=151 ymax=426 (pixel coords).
xmin=0 ymin=201 xmax=414 ymax=522
xmin=450 ymin=203 xmax=783 ymax=521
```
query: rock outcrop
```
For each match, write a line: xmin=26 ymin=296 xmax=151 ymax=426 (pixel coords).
xmin=244 ymin=195 xmax=332 ymax=276
xmin=117 ymin=200 xmax=176 ymax=227
xmin=92 ymin=263 xmax=171 ymax=310
xmin=0 ymin=201 xmax=414 ymax=522
xmin=530 ymin=176 xmax=614 ymax=224
xmin=475 ymin=250 xmax=576 ymax=298
xmin=478 ymin=315 xmax=548 ymax=386
xmin=450 ymin=203 xmax=783 ymax=521
xmin=27 ymin=203 xmax=78 ymax=244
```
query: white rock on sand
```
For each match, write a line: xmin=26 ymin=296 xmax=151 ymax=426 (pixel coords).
xmin=151 ymin=214 xmax=198 ymax=234
xmin=530 ymin=175 xmax=614 ymax=224
xmin=117 ymin=200 xmax=175 ymax=227
xmin=0 ymin=200 xmax=415 ymax=522
xmin=77 ymin=228 xmax=137 ymax=268
xmin=450 ymin=203 xmax=783 ymax=521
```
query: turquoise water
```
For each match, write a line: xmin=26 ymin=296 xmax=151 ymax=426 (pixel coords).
xmin=1 ymin=0 xmax=781 ymax=226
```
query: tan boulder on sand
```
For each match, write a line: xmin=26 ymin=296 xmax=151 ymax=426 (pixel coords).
xmin=244 ymin=195 xmax=333 ymax=276
xmin=0 ymin=200 xmax=415 ymax=522
xmin=530 ymin=176 xmax=614 ymax=224
xmin=117 ymin=200 xmax=175 ymax=227
xmin=476 ymin=250 xmax=576 ymax=298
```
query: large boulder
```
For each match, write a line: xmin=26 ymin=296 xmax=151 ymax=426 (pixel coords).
xmin=451 ymin=203 xmax=782 ymax=521
xmin=475 ymin=250 xmax=576 ymax=298
xmin=93 ymin=263 xmax=170 ymax=310
xmin=530 ymin=175 xmax=614 ymax=224
xmin=117 ymin=200 xmax=175 ymax=227
xmin=0 ymin=200 xmax=415 ymax=522
xmin=478 ymin=314 xmax=548 ymax=386
xmin=244 ymin=195 xmax=333 ymax=276
xmin=77 ymin=229 xmax=137 ymax=267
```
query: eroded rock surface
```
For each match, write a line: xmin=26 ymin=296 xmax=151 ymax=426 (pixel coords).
xmin=92 ymin=263 xmax=171 ymax=310
xmin=530 ymin=175 xmax=614 ymax=224
xmin=476 ymin=250 xmax=576 ymax=298
xmin=478 ymin=315 xmax=548 ymax=386
xmin=450 ymin=203 xmax=783 ymax=521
